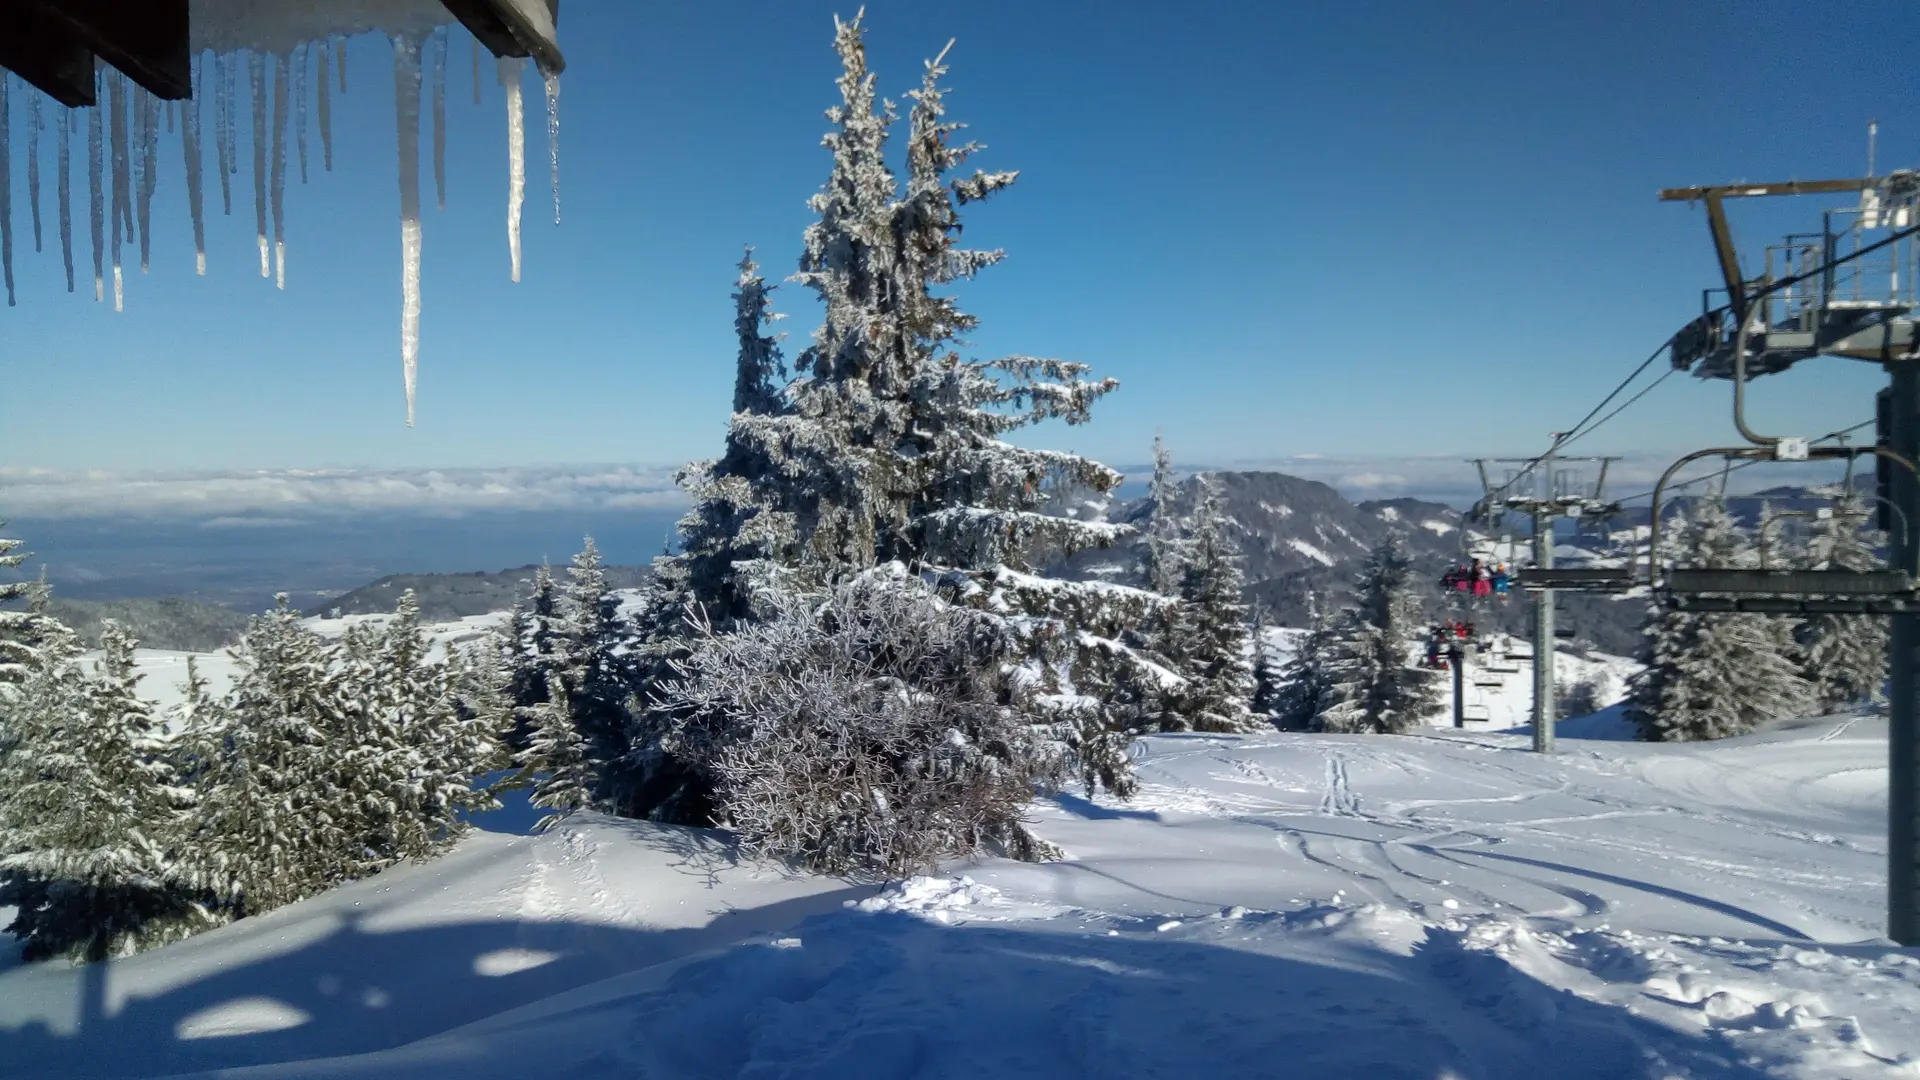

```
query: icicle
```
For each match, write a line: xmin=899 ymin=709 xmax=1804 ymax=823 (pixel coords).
xmin=471 ymin=33 xmax=481 ymax=105
xmin=225 ymin=54 xmax=238 ymax=179
xmin=271 ymin=51 xmax=288 ymax=289
xmin=88 ymin=70 xmax=103 ymax=302
xmin=214 ymin=52 xmax=233 ymax=214
xmin=28 ymin=91 xmax=42 ymax=253
xmin=336 ymin=37 xmax=346 ymax=93
xmin=545 ymin=71 xmax=560 ymax=226
xmin=318 ymin=41 xmax=333 ymax=171
xmin=293 ymin=42 xmax=308 ymax=183
xmin=1 ymin=75 xmax=14 ymax=308
xmin=250 ymin=51 xmax=268 ymax=278
xmin=113 ymin=74 xmax=132 ymax=243
xmin=167 ymin=98 xmax=175 ymax=134
xmin=395 ymin=33 xmax=427 ymax=427
xmin=110 ymin=71 xmax=127 ymax=310
xmin=139 ymin=89 xmax=157 ymax=273
xmin=89 ymin=79 xmax=104 ymax=299
xmin=58 ymin=112 xmax=74 ymax=291
xmin=501 ymin=56 xmax=525 ymax=283
xmin=431 ymin=28 xmax=447 ymax=211
xmin=129 ymin=86 xmax=144 ymax=270
xmin=185 ymin=54 xmax=205 ymax=275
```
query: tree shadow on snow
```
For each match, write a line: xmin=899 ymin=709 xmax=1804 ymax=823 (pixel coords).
xmin=1049 ymin=791 xmax=1163 ymax=822
xmin=0 ymin=888 xmax=868 ymax=1080
xmin=1 ymin=905 xmax=1781 ymax=1080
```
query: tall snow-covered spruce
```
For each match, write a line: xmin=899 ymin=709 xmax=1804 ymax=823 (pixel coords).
xmin=639 ymin=15 xmax=1167 ymax=864
xmin=1627 ymin=495 xmax=1813 ymax=741
xmin=1140 ymin=434 xmax=1187 ymax=597
xmin=1166 ymin=476 xmax=1259 ymax=732
xmin=1314 ymin=532 xmax=1440 ymax=733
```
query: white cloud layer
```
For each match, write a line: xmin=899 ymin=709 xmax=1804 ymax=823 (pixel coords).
xmin=0 ymin=464 xmax=690 ymax=520
xmin=0 ymin=455 xmax=1854 ymax=523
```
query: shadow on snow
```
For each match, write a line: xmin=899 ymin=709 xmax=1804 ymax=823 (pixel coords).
xmin=0 ymin=905 xmax=1774 ymax=1080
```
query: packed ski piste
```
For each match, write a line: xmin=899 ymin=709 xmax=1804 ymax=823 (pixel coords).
xmin=3 ymin=7 xmax=1919 ymax=1080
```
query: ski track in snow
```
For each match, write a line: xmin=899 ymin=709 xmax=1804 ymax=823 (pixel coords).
xmin=0 ymin=637 xmax=1912 ymax=1080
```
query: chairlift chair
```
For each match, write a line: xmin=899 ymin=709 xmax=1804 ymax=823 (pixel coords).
xmin=1648 ymin=444 xmax=1920 ymax=613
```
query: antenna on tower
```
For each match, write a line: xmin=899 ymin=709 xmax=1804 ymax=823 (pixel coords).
xmin=1870 ymin=119 xmax=1879 ymax=178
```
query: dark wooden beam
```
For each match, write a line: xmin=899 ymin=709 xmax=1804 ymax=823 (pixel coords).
xmin=28 ymin=0 xmax=191 ymax=99
xmin=0 ymin=0 xmax=96 ymax=106
xmin=440 ymin=0 xmax=565 ymax=74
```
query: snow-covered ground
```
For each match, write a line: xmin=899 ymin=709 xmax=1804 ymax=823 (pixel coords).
xmin=2 ymin=703 xmax=1911 ymax=1079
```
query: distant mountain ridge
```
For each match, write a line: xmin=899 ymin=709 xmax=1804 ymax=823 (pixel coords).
xmin=1055 ymin=469 xmax=1654 ymax=657
xmin=315 ymin=563 xmax=654 ymax=621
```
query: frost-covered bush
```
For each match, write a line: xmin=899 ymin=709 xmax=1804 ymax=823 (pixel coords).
xmin=657 ymin=573 xmax=1068 ymax=876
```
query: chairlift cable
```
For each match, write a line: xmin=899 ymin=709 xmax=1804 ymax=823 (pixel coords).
xmin=1551 ymin=368 xmax=1677 ymax=454
xmin=1485 ymin=335 xmax=1677 ymax=501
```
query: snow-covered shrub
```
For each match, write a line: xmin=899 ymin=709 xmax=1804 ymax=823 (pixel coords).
xmin=657 ymin=572 xmax=1068 ymax=876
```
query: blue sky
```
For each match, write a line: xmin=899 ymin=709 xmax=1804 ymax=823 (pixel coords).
xmin=0 ymin=0 xmax=1914 ymax=487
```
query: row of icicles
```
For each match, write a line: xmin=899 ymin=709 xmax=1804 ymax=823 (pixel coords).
xmin=0 ymin=27 xmax=561 ymax=426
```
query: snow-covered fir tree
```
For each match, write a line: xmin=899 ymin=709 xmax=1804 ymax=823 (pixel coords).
xmin=517 ymin=673 xmax=596 ymax=832
xmin=334 ymin=591 xmax=501 ymax=864
xmin=1271 ymin=593 xmax=1335 ymax=731
xmin=1627 ymin=495 xmax=1813 ymax=741
xmin=1797 ymin=497 xmax=1887 ymax=711
xmin=0 ymin=523 xmax=42 ymax=692
xmin=1166 ymin=476 xmax=1259 ymax=733
xmin=1315 ymin=533 xmax=1441 ymax=734
xmin=648 ymin=250 xmax=798 ymax=639
xmin=1140 ymin=435 xmax=1187 ymax=597
xmin=504 ymin=562 xmax=564 ymax=711
xmin=730 ymin=247 xmax=786 ymax=417
xmin=0 ymin=619 xmax=212 ymax=961
xmin=182 ymin=595 xmax=348 ymax=917
xmin=554 ymin=539 xmax=639 ymax=797
xmin=634 ymin=17 xmax=1168 ymax=832
xmin=1249 ymin=605 xmax=1283 ymax=726
xmin=492 ymin=542 xmax=638 ymax=811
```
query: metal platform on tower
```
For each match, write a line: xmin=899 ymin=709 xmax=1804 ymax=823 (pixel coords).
xmin=1665 ymin=170 xmax=1920 ymax=380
